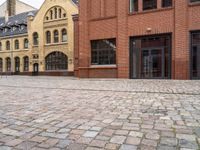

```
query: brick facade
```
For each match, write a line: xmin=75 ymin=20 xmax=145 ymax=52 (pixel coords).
xmin=74 ymin=0 xmax=200 ymax=79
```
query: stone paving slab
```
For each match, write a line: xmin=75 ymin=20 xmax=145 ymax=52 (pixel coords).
xmin=0 ymin=76 xmax=199 ymax=150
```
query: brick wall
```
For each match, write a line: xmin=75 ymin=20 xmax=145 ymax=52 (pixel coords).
xmin=75 ymin=0 xmax=200 ymax=79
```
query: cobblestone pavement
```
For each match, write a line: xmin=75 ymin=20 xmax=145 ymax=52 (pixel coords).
xmin=0 ymin=76 xmax=200 ymax=150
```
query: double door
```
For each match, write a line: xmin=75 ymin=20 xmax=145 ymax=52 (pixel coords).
xmin=141 ymin=48 xmax=164 ymax=78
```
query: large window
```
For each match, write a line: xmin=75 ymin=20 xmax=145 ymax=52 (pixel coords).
xmin=62 ymin=29 xmax=67 ymax=42
xmin=54 ymin=30 xmax=59 ymax=43
xmin=0 ymin=58 xmax=2 ymax=72
xmin=130 ymin=0 xmax=138 ymax=13
xmin=162 ymin=0 xmax=172 ymax=7
xmin=191 ymin=31 xmax=200 ymax=79
xmin=23 ymin=56 xmax=29 ymax=71
xmin=6 ymin=41 xmax=10 ymax=50
xmin=6 ymin=57 xmax=11 ymax=72
xmin=33 ymin=32 xmax=39 ymax=46
xmin=91 ymin=39 xmax=116 ymax=65
xmin=130 ymin=34 xmax=171 ymax=79
xmin=15 ymin=40 xmax=19 ymax=50
xmin=143 ymin=0 xmax=157 ymax=10
xmin=24 ymin=38 xmax=29 ymax=49
xmin=45 ymin=51 xmax=68 ymax=70
xmin=46 ymin=31 xmax=51 ymax=44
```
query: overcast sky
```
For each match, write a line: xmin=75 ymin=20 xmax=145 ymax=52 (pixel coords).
xmin=0 ymin=0 xmax=45 ymax=9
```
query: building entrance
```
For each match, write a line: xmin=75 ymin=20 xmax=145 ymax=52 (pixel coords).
xmin=130 ymin=34 xmax=171 ymax=79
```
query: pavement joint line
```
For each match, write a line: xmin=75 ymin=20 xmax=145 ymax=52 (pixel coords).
xmin=0 ymin=84 xmax=200 ymax=96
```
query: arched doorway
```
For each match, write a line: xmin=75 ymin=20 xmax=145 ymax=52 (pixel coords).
xmin=33 ymin=63 xmax=39 ymax=76
xmin=15 ymin=57 xmax=20 ymax=74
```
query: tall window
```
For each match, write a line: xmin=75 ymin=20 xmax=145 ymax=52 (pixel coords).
xmin=15 ymin=40 xmax=19 ymax=50
xmin=54 ymin=30 xmax=59 ymax=43
xmin=162 ymin=0 xmax=172 ymax=7
xmin=6 ymin=57 xmax=11 ymax=71
xmin=91 ymin=39 xmax=116 ymax=65
xmin=33 ymin=32 xmax=39 ymax=46
xmin=6 ymin=41 xmax=10 ymax=50
xmin=0 ymin=42 xmax=2 ymax=51
xmin=55 ymin=8 xmax=57 ymax=19
xmin=0 ymin=58 xmax=2 ymax=72
xmin=130 ymin=0 xmax=138 ymax=13
xmin=45 ymin=51 xmax=68 ymax=70
xmin=46 ymin=31 xmax=51 ymax=44
xmin=24 ymin=38 xmax=29 ymax=49
xmin=59 ymin=8 xmax=62 ymax=18
xmin=50 ymin=10 xmax=53 ymax=19
xmin=143 ymin=0 xmax=157 ymax=10
xmin=15 ymin=57 xmax=20 ymax=72
xmin=23 ymin=56 xmax=29 ymax=71
xmin=191 ymin=31 xmax=200 ymax=79
xmin=62 ymin=29 xmax=67 ymax=42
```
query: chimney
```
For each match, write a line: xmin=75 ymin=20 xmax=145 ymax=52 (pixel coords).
xmin=5 ymin=10 xmax=9 ymax=22
xmin=7 ymin=0 xmax=16 ymax=16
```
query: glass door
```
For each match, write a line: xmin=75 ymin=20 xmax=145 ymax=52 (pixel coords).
xmin=141 ymin=49 xmax=164 ymax=78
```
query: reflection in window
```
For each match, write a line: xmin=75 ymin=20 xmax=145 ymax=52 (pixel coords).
xmin=45 ymin=51 xmax=68 ymax=70
xmin=91 ymin=39 xmax=116 ymax=65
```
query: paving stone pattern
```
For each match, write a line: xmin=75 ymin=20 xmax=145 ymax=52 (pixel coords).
xmin=0 ymin=76 xmax=199 ymax=150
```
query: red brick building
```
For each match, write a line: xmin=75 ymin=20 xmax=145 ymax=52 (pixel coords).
xmin=73 ymin=0 xmax=200 ymax=79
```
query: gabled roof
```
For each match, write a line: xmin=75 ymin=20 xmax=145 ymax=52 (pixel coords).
xmin=0 ymin=10 xmax=37 ymax=37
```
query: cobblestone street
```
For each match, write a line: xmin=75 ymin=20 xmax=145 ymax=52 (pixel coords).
xmin=0 ymin=76 xmax=200 ymax=150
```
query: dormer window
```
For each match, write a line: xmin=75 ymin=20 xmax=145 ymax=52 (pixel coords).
xmin=12 ymin=26 xmax=16 ymax=31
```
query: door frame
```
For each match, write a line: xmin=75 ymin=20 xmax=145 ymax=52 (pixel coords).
xmin=129 ymin=34 xmax=172 ymax=79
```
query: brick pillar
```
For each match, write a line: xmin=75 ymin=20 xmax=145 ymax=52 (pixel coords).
xmin=78 ymin=0 xmax=90 ymax=77
xmin=117 ymin=0 xmax=129 ymax=78
xmin=72 ymin=14 xmax=79 ymax=77
xmin=138 ymin=0 xmax=143 ymax=12
xmin=157 ymin=0 xmax=162 ymax=9
xmin=174 ymin=0 xmax=189 ymax=79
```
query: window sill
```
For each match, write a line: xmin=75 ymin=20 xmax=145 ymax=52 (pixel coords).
xmin=129 ymin=7 xmax=173 ymax=16
xmin=90 ymin=65 xmax=117 ymax=69
xmin=45 ymin=42 xmax=68 ymax=46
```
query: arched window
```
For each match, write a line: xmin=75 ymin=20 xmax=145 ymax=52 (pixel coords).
xmin=15 ymin=57 xmax=20 ymax=72
xmin=24 ymin=38 xmax=29 ymax=49
xmin=50 ymin=10 xmax=53 ymax=20
xmin=15 ymin=40 xmax=19 ymax=50
xmin=61 ymin=29 xmax=67 ymax=42
xmin=54 ymin=30 xmax=59 ymax=43
xmin=33 ymin=32 xmax=39 ymax=46
xmin=6 ymin=57 xmax=11 ymax=71
xmin=46 ymin=31 xmax=51 ymax=44
xmin=0 ymin=58 xmax=2 ymax=72
xmin=0 ymin=42 xmax=2 ymax=51
xmin=23 ymin=56 xmax=29 ymax=71
xmin=45 ymin=51 xmax=68 ymax=70
xmin=55 ymin=7 xmax=57 ymax=19
xmin=59 ymin=8 xmax=62 ymax=18
xmin=6 ymin=41 xmax=10 ymax=50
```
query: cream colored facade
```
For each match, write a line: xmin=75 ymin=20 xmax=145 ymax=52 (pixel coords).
xmin=0 ymin=0 xmax=78 ymax=75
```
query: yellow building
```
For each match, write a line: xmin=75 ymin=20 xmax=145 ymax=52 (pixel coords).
xmin=0 ymin=0 xmax=78 ymax=76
